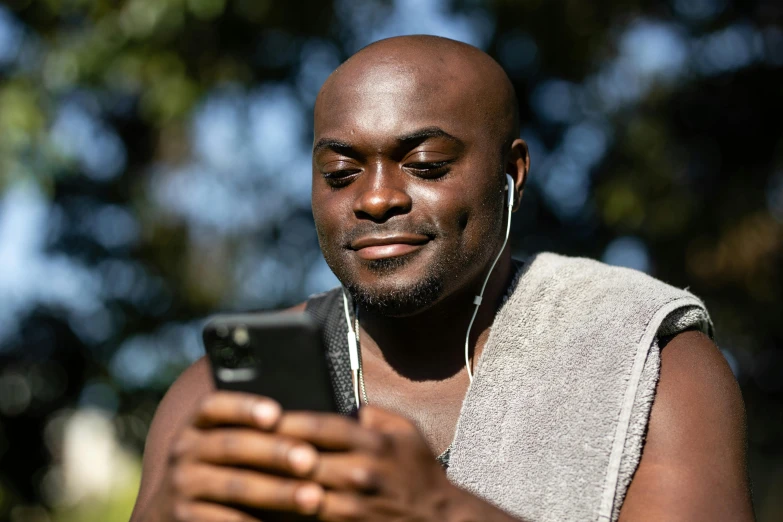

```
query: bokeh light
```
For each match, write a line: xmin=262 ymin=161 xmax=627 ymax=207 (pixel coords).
xmin=0 ymin=0 xmax=781 ymax=520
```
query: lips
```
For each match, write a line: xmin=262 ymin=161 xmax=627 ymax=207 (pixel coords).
xmin=350 ymin=233 xmax=431 ymax=260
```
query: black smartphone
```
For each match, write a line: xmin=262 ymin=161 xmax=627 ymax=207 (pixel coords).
xmin=202 ymin=312 xmax=337 ymax=413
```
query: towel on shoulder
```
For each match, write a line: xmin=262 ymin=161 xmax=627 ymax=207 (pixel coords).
xmin=448 ymin=252 xmax=712 ymax=522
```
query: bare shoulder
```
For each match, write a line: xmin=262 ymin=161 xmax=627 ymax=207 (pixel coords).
xmin=620 ymin=330 xmax=754 ymax=521
xmin=147 ymin=356 xmax=214 ymax=441
xmin=650 ymin=330 xmax=746 ymax=458
xmin=145 ymin=355 xmax=214 ymax=456
xmin=129 ymin=356 xmax=213 ymax=520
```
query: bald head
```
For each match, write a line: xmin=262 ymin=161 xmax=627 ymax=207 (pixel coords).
xmin=310 ymin=35 xmax=530 ymax=316
xmin=315 ymin=35 xmax=519 ymax=151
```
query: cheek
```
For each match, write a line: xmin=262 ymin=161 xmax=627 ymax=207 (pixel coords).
xmin=457 ymin=210 xmax=469 ymax=230
xmin=312 ymin=182 xmax=347 ymax=223
xmin=311 ymin=191 xmax=343 ymax=249
xmin=412 ymin=183 xmax=499 ymax=245
xmin=410 ymin=184 xmax=464 ymax=228
xmin=452 ymin=186 xmax=505 ymax=252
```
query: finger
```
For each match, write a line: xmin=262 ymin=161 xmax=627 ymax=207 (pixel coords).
xmin=277 ymin=411 xmax=386 ymax=452
xmin=193 ymin=392 xmax=281 ymax=430
xmin=321 ymin=491 xmax=407 ymax=522
xmin=176 ymin=428 xmax=319 ymax=477
xmin=318 ymin=491 xmax=369 ymax=522
xmin=172 ymin=501 xmax=261 ymax=522
xmin=309 ymin=451 xmax=386 ymax=493
xmin=175 ymin=462 xmax=323 ymax=515
xmin=359 ymin=406 xmax=433 ymax=458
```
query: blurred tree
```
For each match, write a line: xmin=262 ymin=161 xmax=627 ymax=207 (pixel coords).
xmin=0 ymin=0 xmax=781 ymax=520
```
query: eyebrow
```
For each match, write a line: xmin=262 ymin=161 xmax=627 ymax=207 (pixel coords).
xmin=312 ymin=138 xmax=353 ymax=155
xmin=396 ymin=127 xmax=463 ymax=147
xmin=313 ymin=126 xmax=464 ymax=155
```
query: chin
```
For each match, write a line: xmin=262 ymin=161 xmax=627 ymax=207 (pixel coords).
xmin=340 ymin=253 xmax=446 ymax=317
xmin=346 ymin=276 xmax=445 ymax=317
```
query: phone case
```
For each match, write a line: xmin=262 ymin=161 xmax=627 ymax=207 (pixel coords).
xmin=202 ymin=312 xmax=338 ymax=413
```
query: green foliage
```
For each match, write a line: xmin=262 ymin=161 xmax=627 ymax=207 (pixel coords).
xmin=0 ymin=0 xmax=781 ymax=520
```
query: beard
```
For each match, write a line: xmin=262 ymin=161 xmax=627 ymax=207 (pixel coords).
xmin=341 ymin=253 xmax=447 ymax=317
xmin=317 ymin=221 xmax=484 ymax=318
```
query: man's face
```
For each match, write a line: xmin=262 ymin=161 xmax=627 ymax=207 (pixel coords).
xmin=311 ymin=61 xmax=506 ymax=316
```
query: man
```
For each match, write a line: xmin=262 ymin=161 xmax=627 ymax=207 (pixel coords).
xmin=130 ymin=36 xmax=753 ymax=521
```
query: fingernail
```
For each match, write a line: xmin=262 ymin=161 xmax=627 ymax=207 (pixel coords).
xmin=252 ymin=401 xmax=280 ymax=429
xmin=172 ymin=437 xmax=192 ymax=457
xmin=288 ymin=445 xmax=317 ymax=475
xmin=295 ymin=483 xmax=323 ymax=515
xmin=351 ymin=466 xmax=372 ymax=488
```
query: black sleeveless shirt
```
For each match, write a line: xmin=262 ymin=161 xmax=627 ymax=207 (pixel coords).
xmin=305 ymin=288 xmax=358 ymax=415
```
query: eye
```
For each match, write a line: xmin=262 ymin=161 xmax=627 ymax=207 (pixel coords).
xmin=320 ymin=158 xmax=361 ymax=185
xmin=404 ymin=161 xmax=451 ymax=179
xmin=321 ymin=168 xmax=361 ymax=187
xmin=322 ymin=169 xmax=360 ymax=178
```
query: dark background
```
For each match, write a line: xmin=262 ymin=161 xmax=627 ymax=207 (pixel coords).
xmin=0 ymin=0 xmax=781 ymax=520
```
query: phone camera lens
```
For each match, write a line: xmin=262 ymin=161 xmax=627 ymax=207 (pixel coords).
xmin=233 ymin=326 xmax=249 ymax=346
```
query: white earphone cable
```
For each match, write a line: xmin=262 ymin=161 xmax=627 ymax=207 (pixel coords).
xmin=342 ymin=290 xmax=361 ymax=405
xmin=464 ymin=174 xmax=515 ymax=382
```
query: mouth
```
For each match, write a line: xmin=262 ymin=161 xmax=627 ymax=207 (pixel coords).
xmin=349 ymin=233 xmax=431 ymax=261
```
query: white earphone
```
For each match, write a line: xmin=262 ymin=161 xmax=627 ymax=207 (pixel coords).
xmin=342 ymin=174 xmax=516 ymax=405
xmin=463 ymin=173 xmax=515 ymax=381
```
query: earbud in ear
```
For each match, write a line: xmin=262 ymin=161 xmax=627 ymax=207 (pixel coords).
xmin=505 ymin=174 xmax=515 ymax=208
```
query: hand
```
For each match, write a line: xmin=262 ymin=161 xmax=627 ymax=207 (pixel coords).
xmin=149 ymin=391 xmax=329 ymax=521
xmin=281 ymin=405 xmax=462 ymax=522
xmin=148 ymin=391 xmax=516 ymax=522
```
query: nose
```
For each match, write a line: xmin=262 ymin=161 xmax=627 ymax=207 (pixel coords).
xmin=352 ymin=170 xmax=412 ymax=223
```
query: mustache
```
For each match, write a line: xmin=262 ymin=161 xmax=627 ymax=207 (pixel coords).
xmin=341 ymin=221 xmax=439 ymax=247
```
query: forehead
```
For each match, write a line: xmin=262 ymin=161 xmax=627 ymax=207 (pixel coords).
xmin=314 ymin=61 xmax=485 ymax=145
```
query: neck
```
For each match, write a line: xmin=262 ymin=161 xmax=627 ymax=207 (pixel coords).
xmin=356 ymin=250 xmax=514 ymax=381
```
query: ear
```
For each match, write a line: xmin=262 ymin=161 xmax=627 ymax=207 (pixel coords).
xmin=505 ymin=138 xmax=530 ymax=212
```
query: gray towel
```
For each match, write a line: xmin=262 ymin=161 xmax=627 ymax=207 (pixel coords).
xmin=447 ymin=253 xmax=712 ymax=522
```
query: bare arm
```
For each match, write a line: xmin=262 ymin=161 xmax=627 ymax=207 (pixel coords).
xmin=129 ymin=356 xmax=214 ymax=522
xmin=619 ymin=330 xmax=754 ymax=521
